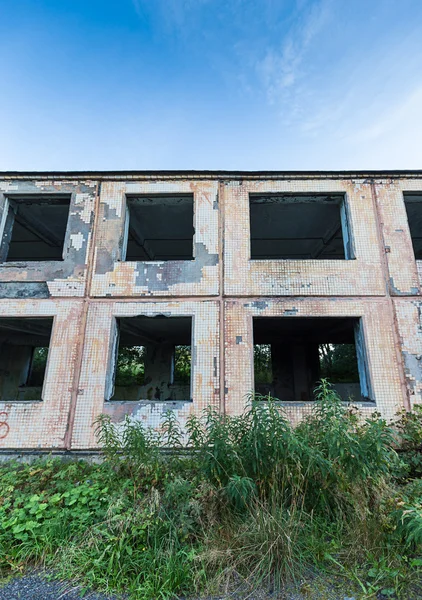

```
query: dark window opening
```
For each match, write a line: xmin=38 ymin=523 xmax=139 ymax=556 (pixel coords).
xmin=249 ymin=194 xmax=351 ymax=260
xmin=124 ymin=195 xmax=194 ymax=261
xmin=1 ymin=196 xmax=70 ymax=262
xmin=108 ymin=316 xmax=192 ymax=401
xmin=404 ymin=194 xmax=422 ymax=259
xmin=253 ymin=317 xmax=371 ymax=402
xmin=0 ymin=317 xmax=53 ymax=401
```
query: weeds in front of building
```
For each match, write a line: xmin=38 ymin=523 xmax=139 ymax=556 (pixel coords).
xmin=0 ymin=381 xmax=421 ymax=599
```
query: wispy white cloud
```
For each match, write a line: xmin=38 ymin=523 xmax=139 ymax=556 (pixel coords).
xmin=346 ymin=85 xmax=422 ymax=145
xmin=256 ymin=0 xmax=332 ymax=104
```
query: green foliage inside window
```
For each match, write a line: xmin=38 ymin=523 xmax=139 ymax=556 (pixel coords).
xmin=114 ymin=345 xmax=191 ymax=387
xmin=254 ymin=343 xmax=359 ymax=386
xmin=27 ymin=347 xmax=48 ymax=387
xmin=174 ymin=345 xmax=191 ymax=384
xmin=319 ymin=343 xmax=359 ymax=383
xmin=254 ymin=344 xmax=272 ymax=383
xmin=115 ymin=346 xmax=145 ymax=387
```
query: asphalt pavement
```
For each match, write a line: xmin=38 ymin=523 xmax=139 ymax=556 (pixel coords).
xmin=0 ymin=572 xmax=119 ymax=600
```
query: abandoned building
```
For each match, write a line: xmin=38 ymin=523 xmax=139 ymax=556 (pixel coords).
xmin=0 ymin=170 xmax=422 ymax=452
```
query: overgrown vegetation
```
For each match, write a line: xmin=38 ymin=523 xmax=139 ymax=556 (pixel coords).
xmin=254 ymin=343 xmax=272 ymax=383
xmin=0 ymin=381 xmax=421 ymax=599
xmin=114 ymin=345 xmax=191 ymax=387
xmin=115 ymin=346 xmax=146 ymax=386
xmin=254 ymin=343 xmax=360 ymax=386
xmin=319 ymin=342 xmax=359 ymax=382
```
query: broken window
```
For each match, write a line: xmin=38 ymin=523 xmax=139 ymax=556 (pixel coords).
xmin=107 ymin=316 xmax=192 ymax=401
xmin=0 ymin=317 xmax=53 ymax=401
xmin=0 ymin=196 xmax=70 ymax=262
xmin=253 ymin=317 xmax=371 ymax=402
xmin=404 ymin=194 xmax=422 ymax=259
xmin=124 ymin=195 xmax=194 ymax=261
xmin=249 ymin=194 xmax=353 ymax=260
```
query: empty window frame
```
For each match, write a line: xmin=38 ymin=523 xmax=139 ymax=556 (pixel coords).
xmin=249 ymin=194 xmax=353 ymax=260
xmin=404 ymin=194 xmax=422 ymax=260
xmin=0 ymin=317 xmax=53 ymax=401
xmin=123 ymin=195 xmax=195 ymax=261
xmin=107 ymin=316 xmax=193 ymax=401
xmin=252 ymin=316 xmax=372 ymax=402
xmin=0 ymin=196 xmax=70 ymax=262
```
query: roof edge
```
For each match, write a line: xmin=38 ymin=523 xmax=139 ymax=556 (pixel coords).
xmin=0 ymin=169 xmax=422 ymax=180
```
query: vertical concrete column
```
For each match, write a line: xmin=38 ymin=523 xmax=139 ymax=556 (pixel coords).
xmin=307 ymin=343 xmax=321 ymax=394
xmin=292 ymin=344 xmax=310 ymax=401
xmin=270 ymin=342 xmax=321 ymax=402
xmin=271 ymin=344 xmax=294 ymax=401
xmin=144 ymin=343 xmax=174 ymax=400
xmin=0 ymin=201 xmax=15 ymax=262
xmin=0 ymin=344 xmax=32 ymax=400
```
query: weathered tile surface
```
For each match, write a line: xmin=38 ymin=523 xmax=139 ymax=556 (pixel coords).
xmin=0 ymin=172 xmax=420 ymax=450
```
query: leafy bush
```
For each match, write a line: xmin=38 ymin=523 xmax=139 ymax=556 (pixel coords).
xmin=395 ymin=404 xmax=422 ymax=478
xmin=114 ymin=344 xmax=192 ymax=387
xmin=173 ymin=345 xmax=191 ymax=384
xmin=254 ymin=344 xmax=272 ymax=383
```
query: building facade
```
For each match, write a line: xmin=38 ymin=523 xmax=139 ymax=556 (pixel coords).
xmin=0 ymin=170 xmax=421 ymax=452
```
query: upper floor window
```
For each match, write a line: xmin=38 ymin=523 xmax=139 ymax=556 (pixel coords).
xmin=404 ymin=194 xmax=422 ymax=259
xmin=249 ymin=193 xmax=353 ymax=260
xmin=124 ymin=195 xmax=194 ymax=261
xmin=0 ymin=196 xmax=70 ymax=262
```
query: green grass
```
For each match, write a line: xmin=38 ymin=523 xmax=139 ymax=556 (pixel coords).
xmin=0 ymin=380 xmax=421 ymax=599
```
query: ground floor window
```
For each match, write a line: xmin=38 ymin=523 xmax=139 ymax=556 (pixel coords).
xmin=0 ymin=317 xmax=53 ymax=401
xmin=253 ymin=316 xmax=371 ymax=402
xmin=108 ymin=316 xmax=192 ymax=402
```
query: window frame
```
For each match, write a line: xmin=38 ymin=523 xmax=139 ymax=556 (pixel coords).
xmin=0 ymin=195 xmax=72 ymax=264
xmin=248 ymin=193 xmax=356 ymax=261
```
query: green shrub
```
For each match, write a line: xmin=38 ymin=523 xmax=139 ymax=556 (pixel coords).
xmin=395 ymin=405 xmax=422 ymax=478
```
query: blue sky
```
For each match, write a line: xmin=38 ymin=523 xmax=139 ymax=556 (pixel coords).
xmin=1 ymin=0 xmax=422 ymax=170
